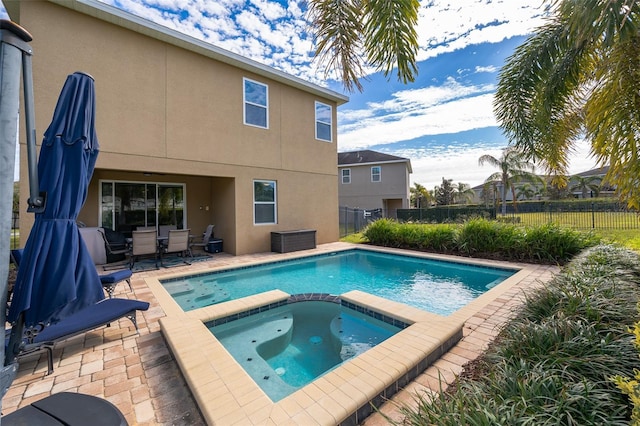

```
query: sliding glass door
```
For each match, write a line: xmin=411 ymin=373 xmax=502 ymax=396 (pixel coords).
xmin=100 ymin=181 xmax=185 ymax=235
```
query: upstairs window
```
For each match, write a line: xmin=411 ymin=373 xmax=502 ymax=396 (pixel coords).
xmin=254 ymin=180 xmax=277 ymax=224
xmin=341 ymin=169 xmax=351 ymax=184
xmin=371 ymin=166 xmax=381 ymax=182
xmin=244 ymin=78 xmax=268 ymax=128
xmin=315 ymin=101 xmax=332 ymax=142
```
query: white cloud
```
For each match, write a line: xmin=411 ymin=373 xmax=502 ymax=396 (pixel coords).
xmin=338 ymin=79 xmax=496 ymax=150
xmin=475 ymin=65 xmax=497 ymax=73
xmin=398 ymin=139 xmax=599 ymax=190
xmin=416 ymin=0 xmax=547 ymax=62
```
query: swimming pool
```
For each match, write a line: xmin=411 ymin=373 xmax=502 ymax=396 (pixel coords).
xmin=151 ymin=245 xmax=545 ymax=424
xmin=209 ymin=300 xmax=403 ymax=402
xmin=161 ymin=249 xmax=516 ymax=315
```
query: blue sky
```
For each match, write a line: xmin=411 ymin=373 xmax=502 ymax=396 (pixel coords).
xmin=1 ymin=0 xmax=598 ymax=188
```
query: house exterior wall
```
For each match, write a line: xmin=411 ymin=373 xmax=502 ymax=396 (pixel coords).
xmin=338 ymin=162 xmax=410 ymax=211
xmin=12 ymin=0 xmax=346 ymax=255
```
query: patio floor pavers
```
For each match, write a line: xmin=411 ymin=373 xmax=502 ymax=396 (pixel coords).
xmin=1 ymin=243 xmax=559 ymax=425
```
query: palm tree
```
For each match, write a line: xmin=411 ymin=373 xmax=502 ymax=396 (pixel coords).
xmin=515 ymin=182 xmax=537 ymax=201
xmin=494 ymin=0 xmax=640 ymax=209
xmin=410 ymin=182 xmax=432 ymax=208
xmin=479 ymin=147 xmax=538 ymax=215
xmin=308 ymin=0 xmax=420 ymax=92
xmin=453 ymin=182 xmax=474 ymax=205
xmin=570 ymin=175 xmax=601 ymax=199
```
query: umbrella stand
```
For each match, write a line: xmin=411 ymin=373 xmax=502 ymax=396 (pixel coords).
xmin=0 ymin=19 xmax=35 ymax=399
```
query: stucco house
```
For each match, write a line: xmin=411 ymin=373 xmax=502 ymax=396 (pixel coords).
xmin=7 ymin=0 xmax=348 ymax=256
xmin=337 ymin=150 xmax=412 ymax=218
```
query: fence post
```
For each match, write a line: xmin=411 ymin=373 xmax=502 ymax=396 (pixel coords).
xmin=591 ymin=202 xmax=595 ymax=229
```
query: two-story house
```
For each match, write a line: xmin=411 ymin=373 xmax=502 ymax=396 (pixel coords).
xmin=7 ymin=0 xmax=348 ymax=255
xmin=337 ymin=150 xmax=412 ymax=218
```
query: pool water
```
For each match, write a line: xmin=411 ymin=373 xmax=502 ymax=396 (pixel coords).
xmin=209 ymin=300 xmax=401 ymax=401
xmin=162 ymin=249 xmax=516 ymax=315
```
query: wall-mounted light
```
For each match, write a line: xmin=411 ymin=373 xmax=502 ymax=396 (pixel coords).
xmin=143 ymin=172 xmax=152 ymax=177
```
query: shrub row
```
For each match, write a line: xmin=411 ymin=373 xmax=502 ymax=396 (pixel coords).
xmin=362 ymin=218 xmax=601 ymax=264
xmin=397 ymin=244 xmax=640 ymax=425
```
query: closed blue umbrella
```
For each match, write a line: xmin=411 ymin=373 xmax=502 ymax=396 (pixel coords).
xmin=8 ymin=72 xmax=104 ymax=328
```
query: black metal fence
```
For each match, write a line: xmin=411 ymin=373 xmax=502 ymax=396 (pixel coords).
xmin=339 ymin=206 xmax=382 ymax=237
xmin=397 ymin=200 xmax=640 ymax=230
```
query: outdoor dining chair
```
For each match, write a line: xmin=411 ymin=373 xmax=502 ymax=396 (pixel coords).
xmin=158 ymin=225 xmax=177 ymax=238
xmin=99 ymin=228 xmax=130 ymax=271
xmin=189 ymin=224 xmax=214 ymax=254
xmin=160 ymin=228 xmax=192 ymax=266
xmin=129 ymin=229 xmax=158 ymax=269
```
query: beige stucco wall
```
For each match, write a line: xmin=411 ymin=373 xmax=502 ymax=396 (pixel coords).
xmin=12 ymin=0 xmax=343 ymax=255
xmin=338 ymin=162 xmax=410 ymax=211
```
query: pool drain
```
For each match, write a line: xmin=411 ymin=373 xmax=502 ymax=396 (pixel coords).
xmin=309 ymin=336 xmax=323 ymax=345
xmin=275 ymin=367 xmax=286 ymax=376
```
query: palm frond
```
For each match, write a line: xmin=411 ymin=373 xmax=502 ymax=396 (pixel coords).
xmin=363 ymin=0 xmax=420 ymax=84
xmin=307 ymin=0 xmax=365 ymax=92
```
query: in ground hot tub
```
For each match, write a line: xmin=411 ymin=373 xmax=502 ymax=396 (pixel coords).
xmin=208 ymin=299 xmax=402 ymax=402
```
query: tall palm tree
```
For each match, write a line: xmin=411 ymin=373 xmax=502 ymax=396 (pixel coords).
xmin=494 ymin=0 xmax=640 ymax=208
xmin=308 ymin=0 xmax=420 ymax=92
xmin=454 ymin=182 xmax=474 ymax=205
xmin=479 ymin=147 xmax=538 ymax=215
xmin=570 ymin=175 xmax=602 ymax=199
xmin=410 ymin=182 xmax=432 ymax=208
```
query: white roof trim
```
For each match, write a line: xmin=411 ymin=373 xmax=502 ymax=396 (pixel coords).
xmin=47 ymin=0 xmax=349 ymax=105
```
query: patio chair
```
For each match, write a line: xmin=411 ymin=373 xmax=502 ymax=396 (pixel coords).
xmin=189 ymin=224 xmax=214 ymax=254
xmin=160 ymin=229 xmax=192 ymax=266
xmin=99 ymin=269 xmax=133 ymax=298
xmin=11 ymin=297 xmax=149 ymax=375
xmin=158 ymin=224 xmax=177 ymax=238
xmin=99 ymin=228 xmax=130 ymax=270
xmin=129 ymin=229 xmax=158 ymax=269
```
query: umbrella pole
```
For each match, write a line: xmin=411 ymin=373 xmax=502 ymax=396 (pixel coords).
xmin=0 ymin=20 xmax=34 ymax=399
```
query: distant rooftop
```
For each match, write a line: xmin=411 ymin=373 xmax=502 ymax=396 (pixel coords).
xmin=338 ymin=150 xmax=412 ymax=172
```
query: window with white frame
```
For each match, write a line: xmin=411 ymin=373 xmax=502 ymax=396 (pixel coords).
xmin=244 ymin=78 xmax=268 ymax=128
xmin=371 ymin=166 xmax=381 ymax=182
xmin=315 ymin=101 xmax=332 ymax=142
xmin=341 ymin=169 xmax=351 ymax=184
xmin=254 ymin=180 xmax=277 ymax=224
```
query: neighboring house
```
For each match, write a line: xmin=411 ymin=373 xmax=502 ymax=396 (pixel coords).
xmin=569 ymin=166 xmax=614 ymax=198
xmin=337 ymin=150 xmax=412 ymax=218
xmin=8 ymin=0 xmax=348 ymax=255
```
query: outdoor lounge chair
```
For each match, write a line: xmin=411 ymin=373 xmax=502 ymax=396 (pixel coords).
xmin=11 ymin=248 xmax=131 ymax=299
xmin=98 ymin=269 xmax=133 ymax=298
xmin=14 ymin=297 xmax=149 ymax=375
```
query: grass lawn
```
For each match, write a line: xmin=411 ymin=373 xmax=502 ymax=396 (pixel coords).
xmin=514 ymin=210 xmax=640 ymax=230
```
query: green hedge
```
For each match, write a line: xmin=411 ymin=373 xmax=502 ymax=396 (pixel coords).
xmin=398 ymin=244 xmax=640 ymax=425
xmin=362 ymin=218 xmax=601 ymax=264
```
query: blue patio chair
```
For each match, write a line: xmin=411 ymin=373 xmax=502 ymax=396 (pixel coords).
xmin=99 ymin=269 xmax=133 ymax=298
xmin=12 ymin=297 xmax=149 ymax=375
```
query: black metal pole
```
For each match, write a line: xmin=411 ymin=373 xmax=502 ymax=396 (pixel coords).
xmin=0 ymin=18 xmax=34 ymax=404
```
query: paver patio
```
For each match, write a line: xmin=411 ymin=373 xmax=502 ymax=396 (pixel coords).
xmin=1 ymin=243 xmax=559 ymax=425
